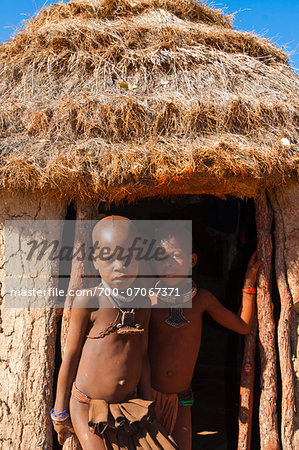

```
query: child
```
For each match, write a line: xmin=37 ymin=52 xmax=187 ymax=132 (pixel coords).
xmin=149 ymin=224 xmax=263 ymax=450
xmin=52 ymin=216 xmax=177 ymax=449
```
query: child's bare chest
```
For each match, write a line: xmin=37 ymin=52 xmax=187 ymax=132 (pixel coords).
xmin=83 ymin=307 xmax=147 ymax=358
xmin=88 ymin=299 xmax=148 ymax=338
xmin=150 ymin=308 xmax=203 ymax=344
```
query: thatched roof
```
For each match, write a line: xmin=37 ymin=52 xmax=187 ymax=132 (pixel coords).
xmin=0 ymin=0 xmax=298 ymax=204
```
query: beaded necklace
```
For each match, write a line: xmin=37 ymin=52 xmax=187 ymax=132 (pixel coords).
xmin=155 ymin=280 xmax=197 ymax=328
xmin=86 ymin=281 xmax=144 ymax=338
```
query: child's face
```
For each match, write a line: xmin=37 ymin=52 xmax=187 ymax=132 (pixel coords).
xmin=93 ymin=223 xmax=139 ymax=289
xmin=155 ymin=235 xmax=192 ymax=287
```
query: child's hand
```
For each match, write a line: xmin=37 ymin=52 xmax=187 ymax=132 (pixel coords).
xmin=53 ymin=417 xmax=74 ymax=445
xmin=244 ymin=250 xmax=264 ymax=287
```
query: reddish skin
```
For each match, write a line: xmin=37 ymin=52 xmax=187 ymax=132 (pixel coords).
xmin=53 ymin=217 xmax=152 ymax=448
xmin=149 ymin=245 xmax=263 ymax=450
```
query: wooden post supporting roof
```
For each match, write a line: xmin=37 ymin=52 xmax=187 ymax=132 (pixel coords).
xmin=61 ymin=203 xmax=96 ymax=450
xmin=255 ymin=193 xmax=280 ymax=449
xmin=269 ymin=191 xmax=295 ymax=449
xmin=238 ymin=315 xmax=257 ymax=449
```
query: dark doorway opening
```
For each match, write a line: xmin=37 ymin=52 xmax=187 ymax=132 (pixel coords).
xmin=54 ymin=195 xmax=265 ymax=449
xmin=108 ymin=194 xmax=258 ymax=449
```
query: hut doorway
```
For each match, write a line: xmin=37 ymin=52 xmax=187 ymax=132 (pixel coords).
xmin=107 ymin=194 xmax=262 ymax=449
xmin=54 ymin=195 xmax=272 ymax=449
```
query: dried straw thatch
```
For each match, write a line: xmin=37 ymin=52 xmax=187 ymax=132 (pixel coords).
xmin=0 ymin=0 xmax=298 ymax=204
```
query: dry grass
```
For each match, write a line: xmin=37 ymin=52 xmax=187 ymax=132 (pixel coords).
xmin=1 ymin=97 xmax=298 ymax=141
xmin=2 ymin=14 xmax=287 ymax=65
xmin=30 ymin=0 xmax=232 ymax=29
xmin=0 ymin=0 xmax=298 ymax=204
xmin=0 ymin=133 xmax=297 ymax=204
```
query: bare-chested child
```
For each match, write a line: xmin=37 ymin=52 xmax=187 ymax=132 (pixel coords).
xmin=52 ymin=216 xmax=177 ymax=450
xmin=149 ymin=224 xmax=263 ymax=450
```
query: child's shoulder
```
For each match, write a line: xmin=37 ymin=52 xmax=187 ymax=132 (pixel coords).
xmin=196 ymin=287 xmax=215 ymax=297
xmin=193 ymin=288 xmax=218 ymax=311
xmin=71 ymin=286 xmax=99 ymax=310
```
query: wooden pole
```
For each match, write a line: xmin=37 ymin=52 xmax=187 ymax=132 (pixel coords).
xmin=255 ymin=192 xmax=280 ymax=450
xmin=269 ymin=191 xmax=295 ymax=449
xmin=238 ymin=315 xmax=257 ymax=449
xmin=61 ymin=203 xmax=96 ymax=450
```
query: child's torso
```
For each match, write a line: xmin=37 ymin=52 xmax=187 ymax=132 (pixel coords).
xmin=149 ymin=292 xmax=204 ymax=394
xmin=76 ymin=297 xmax=149 ymax=403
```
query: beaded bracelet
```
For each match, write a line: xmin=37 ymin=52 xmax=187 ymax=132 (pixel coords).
xmin=51 ymin=408 xmax=69 ymax=422
xmin=242 ymin=288 xmax=256 ymax=294
xmin=51 ymin=415 xmax=70 ymax=423
xmin=51 ymin=416 xmax=70 ymax=424
xmin=51 ymin=408 xmax=68 ymax=417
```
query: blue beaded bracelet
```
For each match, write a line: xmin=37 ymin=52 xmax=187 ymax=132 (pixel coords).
xmin=50 ymin=408 xmax=69 ymax=418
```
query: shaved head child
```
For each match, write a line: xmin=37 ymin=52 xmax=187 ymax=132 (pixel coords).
xmin=52 ymin=216 xmax=177 ymax=449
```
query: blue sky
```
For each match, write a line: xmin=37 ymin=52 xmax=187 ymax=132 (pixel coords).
xmin=0 ymin=0 xmax=298 ymax=70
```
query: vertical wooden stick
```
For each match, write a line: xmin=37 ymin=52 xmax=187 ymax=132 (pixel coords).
xmin=255 ymin=192 xmax=280 ymax=450
xmin=238 ymin=315 xmax=257 ymax=449
xmin=61 ymin=203 xmax=96 ymax=450
xmin=269 ymin=191 xmax=295 ymax=449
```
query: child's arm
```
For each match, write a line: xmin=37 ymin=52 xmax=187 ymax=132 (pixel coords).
xmin=52 ymin=297 xmax=90 ymax=444
xmin=137 ymin=309 xmax=152 ymax=401
xmin=204 ymin=251 xmax=263 ymax=335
